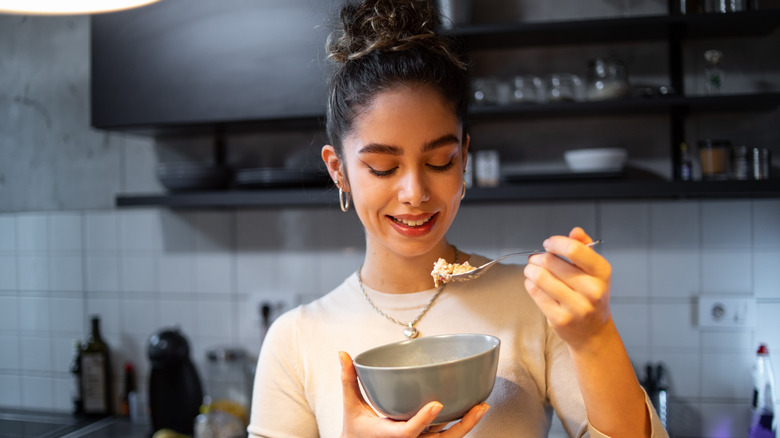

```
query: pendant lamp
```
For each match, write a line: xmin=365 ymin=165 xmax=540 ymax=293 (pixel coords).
xmin=0 ymin=0 xmax=162 ymax=15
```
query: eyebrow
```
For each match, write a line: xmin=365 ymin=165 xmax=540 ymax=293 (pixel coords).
xmin=358 ymin=134 xmax=461 ymax=155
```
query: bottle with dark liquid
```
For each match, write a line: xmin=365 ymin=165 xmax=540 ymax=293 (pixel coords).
xmin=80 ymin=316 xmax=113 ymax=416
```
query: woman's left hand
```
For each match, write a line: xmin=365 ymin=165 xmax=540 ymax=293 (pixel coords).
xmin=523 ymin=227 xmax=613 ymax=349
xmin=338 ymin=351 xmax=489 ymax=438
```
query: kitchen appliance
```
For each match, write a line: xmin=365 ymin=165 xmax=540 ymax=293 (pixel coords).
xmin=148 ymin=328 xmax=204 ymax=435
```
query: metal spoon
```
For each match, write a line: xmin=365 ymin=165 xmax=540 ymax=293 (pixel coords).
xmin=433 ymin=240 xmax=601 ymax=285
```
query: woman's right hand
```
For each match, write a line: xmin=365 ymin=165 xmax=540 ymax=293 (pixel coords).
xmin=339 ymin=352 xmax=489 ymax=438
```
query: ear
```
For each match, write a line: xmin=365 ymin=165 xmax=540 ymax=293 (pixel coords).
xmin=321 ymin=145 xmax=348 ymax=190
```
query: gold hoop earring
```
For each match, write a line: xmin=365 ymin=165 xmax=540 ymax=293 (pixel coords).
xmin=461 ymin=179 xmax=467 ymax=200
xmin=339 ymin=187 xmax=351 ymax=212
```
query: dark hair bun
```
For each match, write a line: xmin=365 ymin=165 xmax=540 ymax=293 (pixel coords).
xmin=328 ymin=0 xmax=462 ymax=68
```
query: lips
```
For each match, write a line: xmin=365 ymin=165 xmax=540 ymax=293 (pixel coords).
xmin=388 ymin=213 xmax=438 ymax=237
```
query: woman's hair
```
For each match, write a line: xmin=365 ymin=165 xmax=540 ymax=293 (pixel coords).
xmin=325 ymin=0 xmax=470 ymax=157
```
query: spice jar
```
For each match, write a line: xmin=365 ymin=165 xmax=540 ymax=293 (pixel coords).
xmin=733 ymin=145 xmax=750 ymax=180
xmin=698 ymin=139 xmax=732 ymax=180
xmin=752 ymin=148 xmax=772 ymax=180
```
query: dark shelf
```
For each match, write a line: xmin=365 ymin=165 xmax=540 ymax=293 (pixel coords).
xmin=451 ymin=9 xmax=780 ymax=49
xmin=113 ymin=10 xmax=780 ymax=208
xmin=116 ymin=179 xmax=780 ymax=208
xmin=468 ymin=92 xmax=780 ymax=120
xmin=117 ymin=188 xmax=338 ymax=209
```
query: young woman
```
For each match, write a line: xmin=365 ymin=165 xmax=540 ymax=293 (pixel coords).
xmin=248 ymin=1 xmax=668 ymax=437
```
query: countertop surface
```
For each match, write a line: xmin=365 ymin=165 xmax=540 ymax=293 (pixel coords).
xmin=65 ymin=417 xmax=152 ymax=438
xmin=0 ymin=409 xmax=152 ymax=438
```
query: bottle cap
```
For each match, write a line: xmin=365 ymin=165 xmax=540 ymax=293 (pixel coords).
xmin=758 ymin=344 xmax=769 ymax=355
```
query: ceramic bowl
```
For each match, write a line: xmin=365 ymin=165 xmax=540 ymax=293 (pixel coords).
xmin=564 ymin=147 xmax=627 ymax=172
xmin=353 ymin=333 xmax=500 ymax=424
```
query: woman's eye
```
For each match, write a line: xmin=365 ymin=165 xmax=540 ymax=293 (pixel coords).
xmin=428 ymin=159 xmax=455 ymax=172
xmin=368 ymin=166 xmax=397 ymax=177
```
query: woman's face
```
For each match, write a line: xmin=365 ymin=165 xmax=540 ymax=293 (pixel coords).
xmin=331 ymin=84 xmax=469 ymax=259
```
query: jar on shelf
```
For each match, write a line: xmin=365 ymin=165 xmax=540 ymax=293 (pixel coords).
xmin=698 ymin=139 xmax=732 ymax=180
xmin=512 ymin=75 xmax=543 ymax=104
xmin=704 ymin=50 xmax=724 ymax=94
xmin=585 ymin=58 xmax=629 ymax=101
xmin=545 ymin=73 xmax=584 ymax=103
xmin=471 ymin=77 xmax=498 ymax=106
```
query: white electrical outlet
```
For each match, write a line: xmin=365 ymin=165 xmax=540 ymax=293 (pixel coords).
xmin=697 ymin=296 xmax=756 ymax=328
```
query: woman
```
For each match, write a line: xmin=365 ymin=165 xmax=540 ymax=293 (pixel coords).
xmin=249 ymin=1 xmax=668 ymax=437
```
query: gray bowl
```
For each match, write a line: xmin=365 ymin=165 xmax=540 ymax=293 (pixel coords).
xmin=353 ymin=333 xmax=500 ymax=424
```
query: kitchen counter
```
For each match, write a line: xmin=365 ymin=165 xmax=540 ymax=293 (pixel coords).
xmin=0 ymin=409 xmax=152 ymax=438
xmin=64 ymin=417 xmax=152 ymax=438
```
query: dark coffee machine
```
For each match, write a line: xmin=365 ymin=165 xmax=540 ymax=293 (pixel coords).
xmin=148 ymin=328 xmax=204 ymax=435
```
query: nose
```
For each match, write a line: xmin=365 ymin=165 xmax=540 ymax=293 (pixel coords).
xmin=397 ymin=169 xmax=430 ymax=207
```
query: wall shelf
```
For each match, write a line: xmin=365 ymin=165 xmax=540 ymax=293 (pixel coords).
xmin=451 ymin=9 xmax=780 ymax=49
xmin=116 ymin=179 xmax=780 ymax=209
xmin=469 ymin=92 xmax=780 ymax=120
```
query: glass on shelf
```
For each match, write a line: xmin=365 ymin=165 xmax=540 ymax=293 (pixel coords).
xmin=704 ymin=49 xmax=724 ymax=94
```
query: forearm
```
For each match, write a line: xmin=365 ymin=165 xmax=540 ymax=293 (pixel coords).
xmin=567 ymin=319 xmax=651 ymax=437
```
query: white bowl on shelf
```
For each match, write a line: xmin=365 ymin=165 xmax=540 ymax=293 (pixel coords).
xmin=564 ymin=148 xmax=627 ymax=172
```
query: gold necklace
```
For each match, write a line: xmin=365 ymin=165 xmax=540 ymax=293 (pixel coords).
xmin=357 ymin=247 xmax=458 ymax=339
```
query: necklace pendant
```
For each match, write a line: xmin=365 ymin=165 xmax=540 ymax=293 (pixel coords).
xmin=403 ymin=324 xmax=419 ymax=339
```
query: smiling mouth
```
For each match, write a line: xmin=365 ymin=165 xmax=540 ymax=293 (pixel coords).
xmin=390 ymin=214 xmax=434 ymax=227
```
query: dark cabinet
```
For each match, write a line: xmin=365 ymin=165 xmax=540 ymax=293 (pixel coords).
xmin=91 ymin=0 xmax=334 ymax=134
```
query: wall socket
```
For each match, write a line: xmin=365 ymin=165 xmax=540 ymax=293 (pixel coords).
xmin=697 ymin=296 xmax=756 ymax=328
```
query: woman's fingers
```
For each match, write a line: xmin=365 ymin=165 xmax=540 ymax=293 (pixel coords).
xmin=423 ymin=403 xmax=489 ymax=437
xmin=523 ymin=228 xmax=614 ymax=345
xmin=526 ymin=253 xmax=607 ymax=303
xmin=339 ymin=352 xmax=489 ymax=438
xmin=339 ymin=352 xmax=373 ymax=414
xmin=541 ymin=230 xmax=610 ymax=280
xmin=403 ymin=402 xmax=444 ymax=436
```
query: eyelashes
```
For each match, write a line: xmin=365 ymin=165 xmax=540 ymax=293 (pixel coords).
xmin=367 ymin=158 xmax=455 ymax=177
xmin=428 ymin=160 xmax=455 ymax=172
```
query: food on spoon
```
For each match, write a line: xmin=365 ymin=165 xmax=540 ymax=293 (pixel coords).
xmin=431 ymin=258 xmax=476 ymax=287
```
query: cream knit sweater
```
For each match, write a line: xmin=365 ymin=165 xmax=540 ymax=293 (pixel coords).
xmin=248 ymin=255 xmax=667 ymax=438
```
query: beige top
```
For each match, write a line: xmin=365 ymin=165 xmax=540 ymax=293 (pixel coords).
xmin=248 ymin=255 xmax=668 ymax=438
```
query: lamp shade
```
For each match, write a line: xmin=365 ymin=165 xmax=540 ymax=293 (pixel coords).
xmin=0 ymin=0 xmax=162 ymax=15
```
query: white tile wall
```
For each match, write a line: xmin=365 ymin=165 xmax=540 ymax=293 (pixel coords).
xmin=0 ymin=256 xmax=17 ymax=291
xmin=0 ymin=200 xmax=779 ymax=437
xmin=0 ymin=215 xmax=17 ymax=251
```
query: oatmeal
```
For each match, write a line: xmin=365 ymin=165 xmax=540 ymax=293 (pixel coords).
xmin=431 ymin=258 xmax=476 ymax=287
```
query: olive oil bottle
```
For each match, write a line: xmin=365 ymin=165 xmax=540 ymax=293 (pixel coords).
xmin=80 ymin=316 xmax=113 ymax=416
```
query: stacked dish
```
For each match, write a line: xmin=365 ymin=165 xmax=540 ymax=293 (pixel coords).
xmin=563 ymin=148 xmax=627 ymax=173
xmin=156 ymin=162 xmax=232 ymax=191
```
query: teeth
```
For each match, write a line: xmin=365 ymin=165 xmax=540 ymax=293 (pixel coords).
xmin=394 ymin=216 xmax=432 ymax=227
